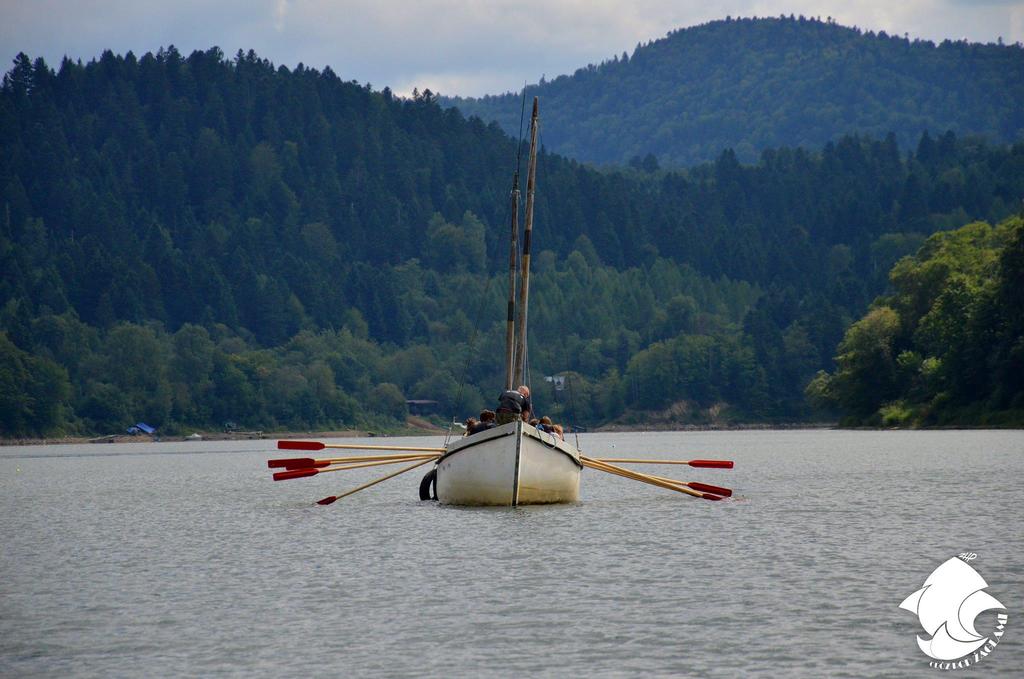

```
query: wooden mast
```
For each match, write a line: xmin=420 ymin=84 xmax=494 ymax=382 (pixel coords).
xmin=513 ymin=97 xmax=539 ymax=386
xmin=504 ymin=173 xmax=520 ymax=391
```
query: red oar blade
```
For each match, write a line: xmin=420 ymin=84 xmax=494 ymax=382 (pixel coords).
xmin=701 ymin=492 xmax=724 ymax=501
xmin=687 ymin=481 xmax=732 ymax=498
xmin=689 ymin=459 xmax=733 ymax=469
xmin=272 ymin=468 xmax=320 ymax=481
xmin=277 ymin=440 xmax=326 ymax=451
xmin=267 ymin=458 xmax=331 ymax=469
xmin=316 ymin=496 xmax=338 ymax=505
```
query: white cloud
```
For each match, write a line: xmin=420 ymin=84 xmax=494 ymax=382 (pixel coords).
xmin=390 ymin=69 xmax=523 ymax=99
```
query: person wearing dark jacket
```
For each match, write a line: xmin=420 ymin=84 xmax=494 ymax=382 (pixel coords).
xmin=496 ymin=385 xmax=532 ymax=425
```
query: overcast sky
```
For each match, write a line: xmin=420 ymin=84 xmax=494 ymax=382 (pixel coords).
xmin=1 ymin=1 xmax=1021 ymax=97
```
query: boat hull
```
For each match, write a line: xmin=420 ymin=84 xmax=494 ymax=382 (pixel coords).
xmin=436 ymin=421 xmax=581 ymax=506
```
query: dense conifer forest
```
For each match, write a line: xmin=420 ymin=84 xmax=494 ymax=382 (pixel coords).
xmin=1 ymin=44 xmax=1022 ymax=436
xmin=446 ymin=16 xmax=1024 ymax=166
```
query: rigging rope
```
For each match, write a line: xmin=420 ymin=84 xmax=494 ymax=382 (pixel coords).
xmin=446 ymin=87 xmax=530 ymax=446
xmin=445 ymin=245 xmax=496 ymax=447
xmin=537 ymin=128 xmax=581 ymax=449
xmin=515 ymin=83 xmax=528 ymax=177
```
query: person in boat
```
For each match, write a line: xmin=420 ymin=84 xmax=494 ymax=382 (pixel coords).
xmin=520 ymin=386 xmax=532 ymax=420
xmin=496 ymin=385 xmax=532 ymax=425
xmin=538 ymin=415 xmax=553 ymax=432
xmin=468 ymin=410 xmax=497 ymax=435
xmin=551 ymin=423 xmax=564 ymax=440
xmin=463 ymin=417 xmax=478 ymax=436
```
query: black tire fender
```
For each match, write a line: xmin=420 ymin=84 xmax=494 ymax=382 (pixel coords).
xmin=418 ymin=467 xmax=437 ymax=501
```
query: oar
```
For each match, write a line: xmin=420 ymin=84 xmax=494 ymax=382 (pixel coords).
xmin=647 ymin=473 xmax=733 ymax=498
xmin=594 ymin=458 xmax=733 ymax=468
xmin=583 ymin=457 xmax=706 ymax=498
xmin=584 ymin=457 xmax=719 ymax=500
xmin=272 ymin=455 xmax=440 ymax=480
xmin=278 ymin=441 xmax=444 ymax=453
xmin=268 ymin=453 xmax=440 ymax=469
xmin=580 ymin=456 xmax=722 ymax=500
xmin=583 ymin=457 xmax=710 ymax=499
xmin=317 ymin=458 xmax=436 ymax=505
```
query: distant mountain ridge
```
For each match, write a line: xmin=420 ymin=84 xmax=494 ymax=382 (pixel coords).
xmin=444 ymin=16 xmax=1024 ymax=166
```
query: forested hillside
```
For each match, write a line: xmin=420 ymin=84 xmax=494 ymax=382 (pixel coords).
xmin=807 ymin=216 xmax=1024 ymax=426
xmin=2 ymin=48 xmax=1022 ymax=436
xmin=446 ymin=16 xmax=1024 ymax=166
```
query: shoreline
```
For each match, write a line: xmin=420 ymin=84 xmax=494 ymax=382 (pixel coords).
xmin=3 ymin=422 xmax=835 ymax=447
xmin=1 ymin=421 xmax=835 ymax=447
xmin=592 ymin=422 xmax=836 ymax=432
xmin=0 ymin=425 xmax=450 ymax=448
xmin=9 ymin=421 xmax=1024 ymax=447
xmin=0 ymin=430 xmax=366 ymax=448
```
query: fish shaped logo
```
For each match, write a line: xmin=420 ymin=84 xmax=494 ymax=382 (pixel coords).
xmin=899 ymin=556 xmax=1005 ymax=661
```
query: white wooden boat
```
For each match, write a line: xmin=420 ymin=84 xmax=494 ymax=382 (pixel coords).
xmin=436 ymin=420 xmax=581 ymax=505
xmin=425 ymin=96 xmax=583 ymax=506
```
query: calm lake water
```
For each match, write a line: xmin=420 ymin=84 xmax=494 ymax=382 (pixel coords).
xmin=1 ymin=430 xmax=1022 ymax=677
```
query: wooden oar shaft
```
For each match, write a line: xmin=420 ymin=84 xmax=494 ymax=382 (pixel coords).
xmin=321 ymin=457 xmax=437 ymax=473
xmin=649 ymin=473 xmax=692 ymax=486
xmin=277 ymin=440 xmax=444 ymax=453
xmin=581 ymin=456 xmax=704 ymax=498
xmin=322 ymin=453 xmax=440 ymax=463
xmin=273 ymin=456 xmax=439 ymax=480
xmin=321 ymin=443 xmax=444 ymax=452
xmin=269 ymin=453 xmax=440 ymax=469
xmin=646 ymin=474 xmax=733 ymax=497
xmin=586 ymin=459 xmax=699 ymax=498
xmin=595 ymin=458 xmax=704 ymax=465
xmin=594 ymin=458 xmax=733 ymax=468
xmin=318 ymin=458 xmax=435 ymax=505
